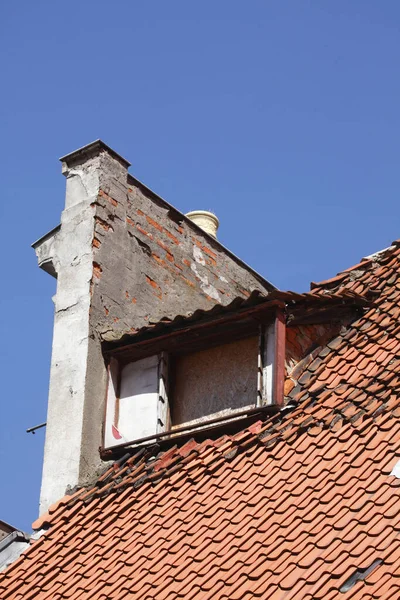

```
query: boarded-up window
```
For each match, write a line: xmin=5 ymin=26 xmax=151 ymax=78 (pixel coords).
xmin=172 ymin=336 xmax=258 ymax=427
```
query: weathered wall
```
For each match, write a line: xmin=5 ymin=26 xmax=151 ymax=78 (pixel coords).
xmin=0 ymin=537 xmax=30 ymax=573
xmin=90 ymin=173 xmax=272 ymax=341
xmin=0 ymin=524 xmax=13 ymax=543
xmin=37 ymin=151 xmax=104 ymax=513
xmin=36 ymin=141 xmax=273 ymax=513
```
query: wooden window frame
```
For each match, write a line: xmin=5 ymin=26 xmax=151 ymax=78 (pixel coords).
xmin=102 ymin=306 xmax=285 ymax=451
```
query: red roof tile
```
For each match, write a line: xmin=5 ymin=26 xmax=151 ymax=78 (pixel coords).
xmin=3 ymin=241 xmax=400 ymax=598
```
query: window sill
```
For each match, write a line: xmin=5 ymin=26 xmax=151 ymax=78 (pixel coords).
xmin=100 ymin=404 xmax=280 ymax=460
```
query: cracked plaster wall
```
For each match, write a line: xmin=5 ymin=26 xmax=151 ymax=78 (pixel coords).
xmin=39 ymin=153 xmax=104 ymax=514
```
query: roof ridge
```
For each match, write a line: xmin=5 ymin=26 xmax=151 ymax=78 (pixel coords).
xmin=310 ymin=240 xmax=400 ymax=291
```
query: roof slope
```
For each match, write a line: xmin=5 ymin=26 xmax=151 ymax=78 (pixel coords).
xmin=287 ymin=241 xmax=400 ymax=408
xmin=3 ymin=242 xmax=400 ymax=599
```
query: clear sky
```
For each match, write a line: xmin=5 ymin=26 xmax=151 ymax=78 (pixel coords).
xmin=1 ymin=1 xmax=400 ymax=531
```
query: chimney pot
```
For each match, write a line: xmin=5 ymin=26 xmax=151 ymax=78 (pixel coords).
xmin=185 ymin=210 xmax=219 ymax=238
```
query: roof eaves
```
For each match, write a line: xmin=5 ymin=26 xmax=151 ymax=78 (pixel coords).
xmin=105 ymin=288 xmax=368 ymax=350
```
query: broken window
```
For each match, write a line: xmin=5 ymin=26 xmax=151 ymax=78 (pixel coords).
xmin=104 ymin=353 xmax=168 ymax=448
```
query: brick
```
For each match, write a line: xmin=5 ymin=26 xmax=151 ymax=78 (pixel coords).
xmin=146 ymin=216 xmax=163 ymax=232
xmin=180 ymin=275 xmax=195 ymax=288
xmin=99 ymin=189 xmax=118 ymax=207
xmin=202 ymin=246 xmax=217 ymax=260
xmin=93 ymin=262 xmax=102 ymax=279
xmin=156 ymin=239 xmax=170 ymax=253
xmin=95 ymin=217 xmax=113 ymax=232
xmin=146 ymin=276 xmax=159 ymax=289
xmin=165 ymin=230 xmax=180 ymax=245
xmin=192 ymin=237 xmax=203 ymax=249
xmin=152 ymin=253 xmax=164 ymax=266
xmin=136 ymin=224 xmax=153 ymax=239
xmin=145 ymin=275 xmax=162 ymax=299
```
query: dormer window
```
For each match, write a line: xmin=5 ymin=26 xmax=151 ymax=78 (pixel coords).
xmin=103 ymin=303 xmax=286 ymax=451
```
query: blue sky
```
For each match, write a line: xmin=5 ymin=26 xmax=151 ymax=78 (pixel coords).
xmin=1 ymin=1 xmax=400 ymax=531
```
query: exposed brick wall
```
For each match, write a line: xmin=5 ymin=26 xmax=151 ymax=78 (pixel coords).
xmin=90 ymin=170 xmax=272 ymax=341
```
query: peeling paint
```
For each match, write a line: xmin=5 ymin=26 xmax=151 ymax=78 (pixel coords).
xmin=193 ymin=246 xmax=206 ymax=265
xmin=190 ymin=262 xmax=221 ymax=302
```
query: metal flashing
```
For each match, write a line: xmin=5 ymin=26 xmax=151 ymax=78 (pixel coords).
xmin=0 ymin=531 xmax=29 ymax=554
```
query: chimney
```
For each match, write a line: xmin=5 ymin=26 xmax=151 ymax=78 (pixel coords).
xmin=185 ymin=210 xmax=219 ymax=238
xmin=34 ymin=141 xmax=273 ymax=514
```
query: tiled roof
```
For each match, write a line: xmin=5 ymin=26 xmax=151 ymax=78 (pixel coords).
xmin=3 ymin=241 xmax=400 ymax=598
xmin=286 ymin=241 xmax=400 ymax=406
xmin=108 ymin=286 xmax=367 ymax=346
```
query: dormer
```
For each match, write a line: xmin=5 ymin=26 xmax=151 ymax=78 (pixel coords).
xmin=101 ymin=286 xmax=367 ymax=453
xmin=102 ymin=295 xmax=286 ymax=451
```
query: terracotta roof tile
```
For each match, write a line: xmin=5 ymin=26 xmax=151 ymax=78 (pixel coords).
xmin=4 ymin=241 xmax=400 ymax=597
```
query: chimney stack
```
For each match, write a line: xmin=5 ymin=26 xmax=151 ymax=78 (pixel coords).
xmin=185 ymin=210 xmax=219 ymax=238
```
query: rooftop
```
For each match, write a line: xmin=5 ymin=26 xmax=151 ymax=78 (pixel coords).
xmin=2 ymin=237 xmax=400 ymax=598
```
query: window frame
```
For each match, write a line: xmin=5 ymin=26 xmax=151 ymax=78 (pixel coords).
xmin=102 ymin=305 xmax=285 ymax=452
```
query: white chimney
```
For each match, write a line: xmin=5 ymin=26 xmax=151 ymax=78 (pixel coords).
xmin=185 ymin=210 xmax=219 ymax=238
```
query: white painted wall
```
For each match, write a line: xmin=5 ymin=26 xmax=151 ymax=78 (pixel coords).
xmin=38 ymin=169 xmax=97 ymax=513
xmin=36 ymin=149 xmax=129 ymax=514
